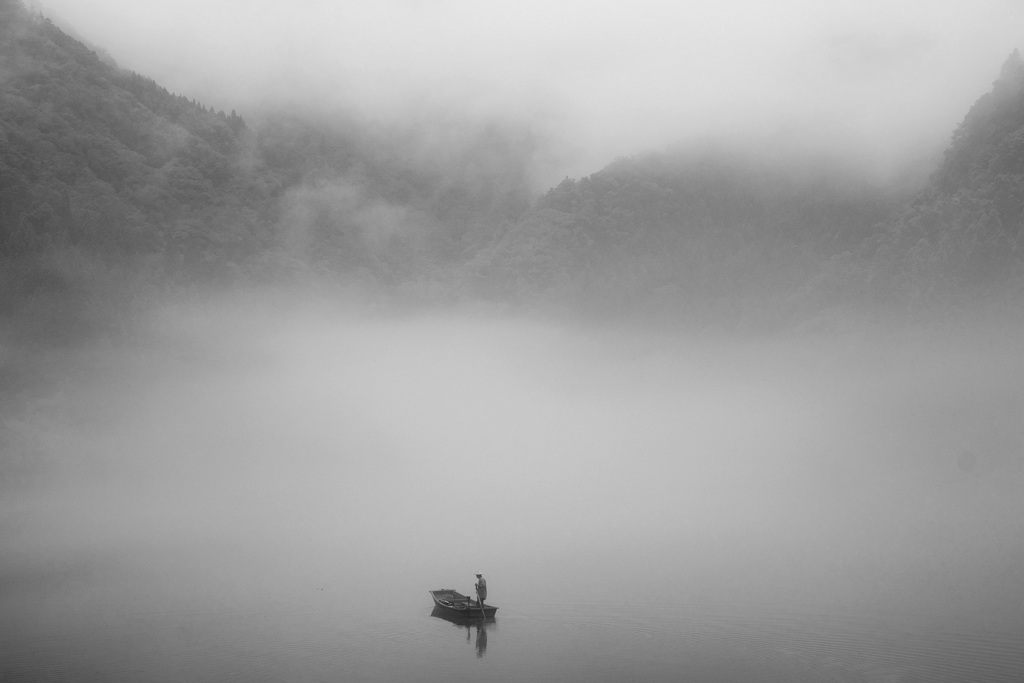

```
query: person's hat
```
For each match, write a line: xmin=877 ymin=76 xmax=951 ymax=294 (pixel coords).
xmin=475 ymin=573 xmax=482 ymax=577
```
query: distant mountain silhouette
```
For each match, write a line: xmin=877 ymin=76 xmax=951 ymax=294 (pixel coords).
xmin=2 ymin=0 xmax=1022 ymax=336
xmin=867 ymin=50 xmax=1024 ymax=312
xmin=470 ymin=52 xmax=1024 ymax=329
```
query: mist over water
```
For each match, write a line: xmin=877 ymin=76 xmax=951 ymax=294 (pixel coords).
xmin=6 ymin=0 xmax=1024 ymax=677
xmin=3 ymin=300 xmax=1024 ymax=680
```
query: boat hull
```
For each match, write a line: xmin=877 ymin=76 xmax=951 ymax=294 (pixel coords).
xmin=429 ymin=589 xmax=498 ymax=618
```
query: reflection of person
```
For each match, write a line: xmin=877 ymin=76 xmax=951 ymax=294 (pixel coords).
xmin=475 ymin=573 xmax=487 ymax=606
xmin=475 ymin=624 xmax=488 ymax=658
xmin=462 ymin=622 xmax=488 ymax=658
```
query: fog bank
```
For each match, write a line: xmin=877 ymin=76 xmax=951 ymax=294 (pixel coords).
xmin=37 ymin=0 xmax=1024 ymax=183
xmin=3 ymin=302 xmax=1022 ymax=633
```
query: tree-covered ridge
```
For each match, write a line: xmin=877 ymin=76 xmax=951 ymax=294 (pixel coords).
xmin=0 ymin=0 xmax=535 ymax=307
xmin=2 ymin=0 xmax=1023 ymax=337
xmin=470 ymin=51 xmax=1024 ymax=328
xmin=868 ymin=50 xmax=1024 ymax=311
xmin=938 ymin=50 xmax=1024 ymax=195
xmin=0 ymin=0 xmax=266 ymax=268
xmin=470 ymin=152 xmax=900 ymax=326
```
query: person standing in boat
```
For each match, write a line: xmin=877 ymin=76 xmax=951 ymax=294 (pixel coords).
xmin=475 ymin=573 xmax=487 ymax=606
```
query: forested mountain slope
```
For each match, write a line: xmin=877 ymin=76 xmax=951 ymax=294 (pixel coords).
xmin=1 ymin=0 xmax=533 ymax=339
xmin=867 ymin=50 xmax=1024 ymax=311
xmin=2 ymin=0 xmax=1022 ymax=338
xmin=0 ymin=0 xmax=258 ymax=261
xmin=471 ymin=51 xmax=1024 ymax=329
xmin=467 ymin=153 xmax=899 ymax=327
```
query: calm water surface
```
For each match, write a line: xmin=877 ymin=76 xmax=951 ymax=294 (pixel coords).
xmin=3 ymin=311 xmax=1023 ymax=681
xmin=5 ymin=587 xmax=1024 ymax=681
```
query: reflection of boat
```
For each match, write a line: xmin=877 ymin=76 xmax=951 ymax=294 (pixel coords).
xmin=429 ymin=589 xmax=498 ymax=618
xmin=430 ymin=606 xmax=492 ymax=657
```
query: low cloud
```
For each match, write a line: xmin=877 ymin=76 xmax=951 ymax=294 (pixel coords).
xmin=37 ymin=0 xmax=1024 ymax=182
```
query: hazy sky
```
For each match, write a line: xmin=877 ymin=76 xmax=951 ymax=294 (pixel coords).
xmin=37 ymin=0 xmax=1024 ymax=179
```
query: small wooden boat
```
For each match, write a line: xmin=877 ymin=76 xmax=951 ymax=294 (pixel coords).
xmin=429 ymin=589 xmax=498 ymax=618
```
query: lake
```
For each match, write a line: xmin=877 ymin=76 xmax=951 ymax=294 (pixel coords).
xmin=3 ymin=305 xmax=1023 ymax=681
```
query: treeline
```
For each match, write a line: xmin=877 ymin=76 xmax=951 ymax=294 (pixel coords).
xmin=466 ymin=153 xmax=900 ymax=327
xmin=0 ymin=1 xmax=267 ymax=264
xmin=468 ymin=51 xmax=1024 ymax=329
xmin=870 ymin=50 xmax=1024 ymax=312
xmin=2 ymin=0 xmax=1023 ymax=340
xmin=0 ymin=0 xmax=535 ymax=341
